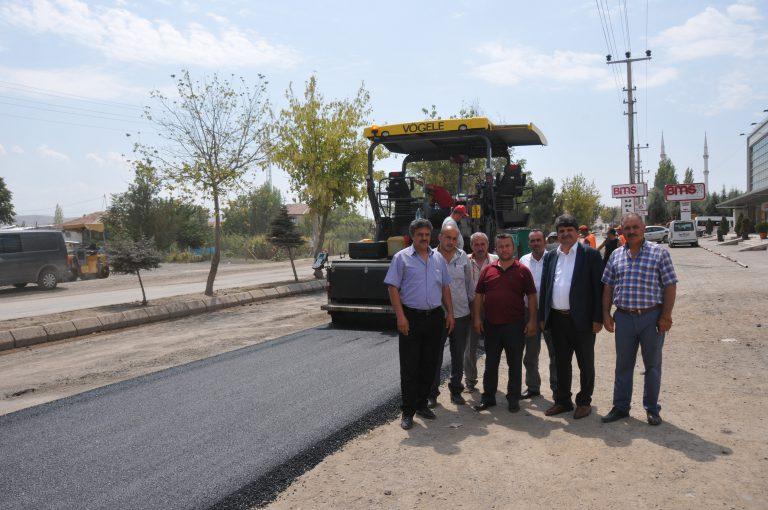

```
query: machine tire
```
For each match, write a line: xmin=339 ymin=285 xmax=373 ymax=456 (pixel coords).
xmin=37 ymin=267 xmax=58 ymax=290
xmin=13 ymin=283 xmax=28 ymax=289
xmin=330 ymin=312 xmax=349 ymax=326
xmin=99 ymin=266 xmax=110 ymax=279
xmin=693 ymin=242 xmax=699 ymax=247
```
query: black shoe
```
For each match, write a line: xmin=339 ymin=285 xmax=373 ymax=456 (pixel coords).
xmin=473 ymin=402 xmax=496 ymax=412
xmin=416 ymin=407 xmax=437 ymax=420
xmin=450 ymin=393 xmax=466 ymax=405
xmin=601 ymin=407 xmax=630 ymax=423
xmin=426 ymin=397 xmax=437 ymax=409
xmin=464 ymin=383 xmax=478 ymax=393
xmin=646 ymin=411 xmax=662 ymax=426
xmin=400 ymin=415 xmax=414 ymax=430
xmin=520 ymin=389 xmax=541 ymax=400
xmin=508 ymin=400 xmax=520 ymax=413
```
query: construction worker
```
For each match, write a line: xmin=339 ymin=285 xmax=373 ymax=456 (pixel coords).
xmin=579 ymin=225 xmax=597 ymax=248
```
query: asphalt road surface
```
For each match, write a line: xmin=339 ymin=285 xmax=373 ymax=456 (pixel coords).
xmin=0 ymin=323 xmax=406 ymax=510
xmin=0 ymin=259 xmax=313 ymax=321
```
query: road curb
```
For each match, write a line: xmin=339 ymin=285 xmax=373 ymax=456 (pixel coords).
xmin=1 ymin=279 xmax=326 ymax=352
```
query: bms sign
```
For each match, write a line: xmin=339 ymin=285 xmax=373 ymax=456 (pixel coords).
xmin=664 ymin=183 xmax=706 ymax=202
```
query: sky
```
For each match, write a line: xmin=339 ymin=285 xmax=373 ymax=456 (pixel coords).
xmin=1 ymin=0 xmax=767 ymax=219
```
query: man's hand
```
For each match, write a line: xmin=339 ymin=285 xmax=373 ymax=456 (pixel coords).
xmin=658 ymin=314 xmax=673 ymax=333
xmin=396 ymin=314 xmax=409 ymax=336
xmin=524 ymin=320 xmax=537 ymax=337
xmin=603 ymin=313 xmax=615 ymax=333
xmin=445 ymin=315 xmax=455 ymax=335
xmin=539 ymin=321 xmax=545 ymax=332
xmin=473 ymin=319 xmax=483 ymax=335
xmin=592 ymin=321 xmax=603 ymax=334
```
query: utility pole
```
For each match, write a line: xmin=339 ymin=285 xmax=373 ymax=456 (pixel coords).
xmin=635 ymin=143 xmax=649 ymax=183
xmin=607 ymin=51 xmax=651 ymax=184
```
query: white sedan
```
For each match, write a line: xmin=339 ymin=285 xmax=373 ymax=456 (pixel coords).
xmin=645 ymin=225 xmax=669 ymax=243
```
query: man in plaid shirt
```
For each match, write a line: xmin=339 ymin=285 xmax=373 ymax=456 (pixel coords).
xmin=601 ymin=212 xmax=678 ymax=426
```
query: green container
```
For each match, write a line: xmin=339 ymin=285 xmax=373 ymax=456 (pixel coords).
xmin=509 ymin=227 xmax=531 ymax=258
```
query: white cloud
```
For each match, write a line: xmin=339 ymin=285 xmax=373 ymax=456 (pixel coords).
xmin=707 ymin=70 xmax=759 ymax=115
xmin=1 ymin=0 xmax=299 ymax=68
xmin=0 ymin=65 xmax=145 ymax=101
xmin=473 ymin=43 xmax=677 ymax=90
xmin=85 ymin=151 xmax=128 ymax=168
xmin=0 ymin=144 xmax=6 ymax=156
xmin=652 ymin=3 xmax=766 ymax=61
xmin=11 ymin=145 xmax=24 ymax=154
xmin=37 ymin=144 xmax=70 ymax=161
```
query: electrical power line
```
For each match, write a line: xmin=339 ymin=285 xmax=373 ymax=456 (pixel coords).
xmin=1 ymin=111 xmax=146 ymax=133
xmin=16 ymin=195 xmax=109 ymax=215
xmin=0 ymin=100 xmax=149 ymax=124
xmin=0 ymin=80 xmax=144 ymax=110
xmin=0 ymin=94 xmax=145 ymax=121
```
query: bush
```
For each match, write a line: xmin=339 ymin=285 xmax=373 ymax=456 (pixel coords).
xmin=705 ymin=219 xmax=714 ymax=235
xmin=741 ymin=218 xmax=751 ymax=240
xmin=717 ymin=216 xmax=730 ymax=236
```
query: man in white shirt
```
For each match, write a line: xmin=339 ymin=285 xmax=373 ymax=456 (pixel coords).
xmin=441 ymin=205 xmax=468 ymax=251
xmin=519 ymin=229 xmax=556 ymax=400
xmin=463 ymin=232 xmax=498 ymax=392
xmin=428 ymin=224 xmax=475 ymax=407
xmin=538 ymin=214 xmax=604 ymax=420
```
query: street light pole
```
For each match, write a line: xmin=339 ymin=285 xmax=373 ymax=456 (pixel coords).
xmin=607 ymin=51 xmax=652 ymax=185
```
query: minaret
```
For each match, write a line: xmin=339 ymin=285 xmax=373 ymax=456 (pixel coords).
xmin=660 ymin=131 xmax=667 ymax=163
xmin=703 ymin=132 xmax=710 ymax=193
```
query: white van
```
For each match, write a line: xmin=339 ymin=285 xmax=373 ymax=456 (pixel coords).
xmin=669 ymin=220 xmax=698 ymax=248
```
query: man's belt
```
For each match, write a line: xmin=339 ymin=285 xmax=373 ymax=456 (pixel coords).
xmin=403 ymin=306 xmax=443 ymax=317
xmin=615 ymin=304 xmax=661 ymax=316
xmin=551 ymin=308 xmax=570 ymax=316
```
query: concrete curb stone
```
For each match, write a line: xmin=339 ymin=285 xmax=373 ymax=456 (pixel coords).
xmin=43 ymin=321 xmax=78 ymax=342
xmin=0 ymin=330 xmax=15 ymax=351
xmin=185 ymin=299 xmax=208 ymax=315
xmin=97 ymin=312 xmax=125 ymax=331
xmin=10 ymin=326 xmax=48 ymax=348
xmin=206 ymin=295 xmax=236 ymax=311
xmin=165 ymin=301 xmax=192 ymax=319
xmin=233 ymin=292 xmax=254 ymax=305
xmin=275 ymin=285 xmax=292 ymax=295
xmin=262 ymin=287 xmax=279 ymax=298
xmin=144 ymin=305 xmax=170 ymax=322
xmin=120 ymin=309 xmax=150 ymax=327
xmin=72 ymin=317 xmax=103 ymax=336
xmin=248 ymin=289 xmax=267 ymax=302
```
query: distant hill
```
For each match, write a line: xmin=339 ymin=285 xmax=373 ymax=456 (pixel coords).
xmin=5 ymin=215 xmax=62 ymax=227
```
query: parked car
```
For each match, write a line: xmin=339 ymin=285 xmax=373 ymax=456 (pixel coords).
xmin=668 ymin=220 xmax=699 ymax=248
xmin=0 ymin=230 xmax=69 ymax=289
xmin=644 ymin=225 xmax=669 ymax=243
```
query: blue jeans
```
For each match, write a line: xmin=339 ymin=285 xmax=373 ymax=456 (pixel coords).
xmin=612 ymin=308 xmax=665 ymax=414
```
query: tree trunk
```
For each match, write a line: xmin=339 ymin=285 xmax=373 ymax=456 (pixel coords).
xmin=137 ymin=269 xmax=147 ymax=306
xmin=313 ymin=209 xmax=330 ymax=258
xmin=288 ymin=246 xmax=298 ymax=282
xmin=205 ymin=189 xmax=221 ymax=296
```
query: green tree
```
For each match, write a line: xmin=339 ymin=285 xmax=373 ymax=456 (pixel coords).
xmin=0 ymin=176 xmax=15 ymax=225
xmin=558 ymin=174 xmax=601 ymax=227
xmin=108 ymin=236 xmax=162 ymax=306
xmin=103 ymin=162 xmax=158 ymax=242
xmin=268 ymin=205 xmax=305 ymax=282
xmin=223 ymin=183 xmax=283 ymax=236
xmin=703 ymin=192 xmax=720 ymax=216
xmin=653 ymin=159 xmax=678 ymax=191
xmin=717 ymin=215 xmax=730 ymax=238
xmin=599 ymin=205 xmax=622 ymax=226
xmin=53 ymin=204 xmax=64 ymax=227
xmin=272 ymin=76 xmax=372 ymax=257
xmin=138 ymin=70 xmax=271 ymax=296
xmin=647 ymin=188 xmax=668 ymax=225
xmin=683 ymin=167 xmax=694 ymax=184
xmin=705 ymin=219 xmax=714 ymax=235
xmin=527 ymin=177 xmax=558 ymax=231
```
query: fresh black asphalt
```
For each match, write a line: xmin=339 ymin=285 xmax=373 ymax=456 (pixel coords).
xmin=0 ymin=323 xmax=450 ymax=510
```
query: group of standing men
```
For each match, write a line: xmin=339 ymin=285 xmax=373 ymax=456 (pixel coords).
xmin=385 ymin=210 xmax=678 ymax=431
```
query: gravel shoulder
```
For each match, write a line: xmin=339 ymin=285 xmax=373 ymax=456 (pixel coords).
xmin=0 ymin=293 xmax=329 ymax=416
xmin=267 ymin=246 xmax=768 ymax=510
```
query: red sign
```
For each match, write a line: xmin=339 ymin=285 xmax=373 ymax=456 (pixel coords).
xmin=611 ymin=183 xmax=647 ymax=198
xmin=664 ymin=183 xmax=706 ymax=202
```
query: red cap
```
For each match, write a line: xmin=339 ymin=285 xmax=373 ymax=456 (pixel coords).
xmin=579 ymin=225 xmax=589 ymax=232
xmin=453 ymin=205 xmax=468 ymax=217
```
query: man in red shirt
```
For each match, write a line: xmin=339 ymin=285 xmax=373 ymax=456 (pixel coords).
xmin=472 ymin=233 xmax=538 ymax=413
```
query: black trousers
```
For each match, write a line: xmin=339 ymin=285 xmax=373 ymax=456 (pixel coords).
xmin=550 ymin=311 xmax=596 ymax=406
xmin=481 ymin=320 xmax=525 ymax=405
xmin=399 ymin=307 xmax=445 ymax=416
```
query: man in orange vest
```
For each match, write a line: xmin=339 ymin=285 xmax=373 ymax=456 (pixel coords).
xmin=579 ymin=226 xmax=596 ymax=248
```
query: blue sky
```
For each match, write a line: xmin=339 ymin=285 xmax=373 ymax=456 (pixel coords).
xmin=1 ymin=0 xmax=766 ymax=218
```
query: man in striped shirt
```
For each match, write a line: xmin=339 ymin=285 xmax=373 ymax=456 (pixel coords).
xmin=601 ymin=213 xmax=678 ymax=426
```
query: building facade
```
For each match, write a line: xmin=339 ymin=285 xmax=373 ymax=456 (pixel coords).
xmin=718 ymin=116 xmax=768 ymax=224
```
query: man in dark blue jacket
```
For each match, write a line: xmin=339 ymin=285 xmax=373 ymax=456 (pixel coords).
xmin=538 ymin=214 xmax=604 ymax=419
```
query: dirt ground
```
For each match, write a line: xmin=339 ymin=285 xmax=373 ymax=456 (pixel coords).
xmin=267 ymin=245 xmax=768 ymax=509
xmin=0 ymin=293 xmax=328 ymax=416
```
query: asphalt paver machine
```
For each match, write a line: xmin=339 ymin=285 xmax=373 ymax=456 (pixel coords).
xmin=321 ymin=116 xmax=547 ymax=324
